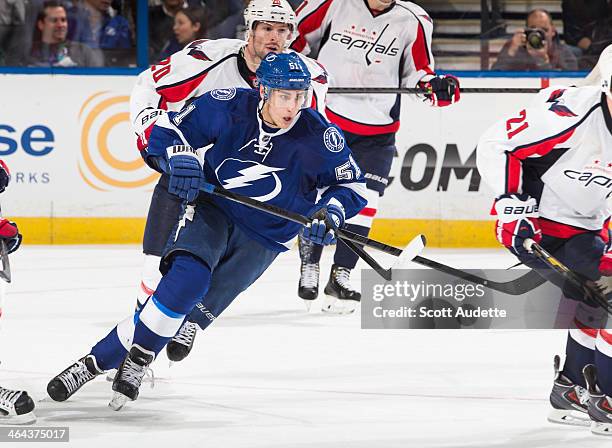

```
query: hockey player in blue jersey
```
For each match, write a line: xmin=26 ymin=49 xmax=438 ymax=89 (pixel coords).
xmin=46 ymin=52 xmax=367 ymax=409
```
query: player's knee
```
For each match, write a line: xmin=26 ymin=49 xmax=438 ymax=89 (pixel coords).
xmin=154 ymin=253 xmax=211 ymax=314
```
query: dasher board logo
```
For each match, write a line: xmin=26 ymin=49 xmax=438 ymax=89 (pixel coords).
xmin=211 ymin=88 xmax=236 ymax=101
xmin=215 ymin=158 xmax=285 ymax=202
xmin=78 ymin=91 xmax=159 ymax=190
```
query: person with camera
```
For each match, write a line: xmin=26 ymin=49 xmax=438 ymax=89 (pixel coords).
xmin=492 ymin=9 xmax=577 ymax=71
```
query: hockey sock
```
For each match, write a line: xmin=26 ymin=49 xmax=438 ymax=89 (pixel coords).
xmin=91 ymin=325 xmax=130 ymax=371
xmin=562 ymin=329 xmax=596 ymax=387
xmin=595 ymin=330 xmax=612 ymax=395
xmin=333 ymin=223 xmax=370 ymax=269
xmin=133 ymin=254 xmax=211 ymax=355
xmin=136 ymin=254 xmax=163 ymax=310
xmin=299 ymin=235 xmax=323 ymax=264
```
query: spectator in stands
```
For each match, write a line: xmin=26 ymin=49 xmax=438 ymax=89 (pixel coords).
xmin=67 ymin=0 xmax=131 ymax=50
xmin=0 ymin=0 xmax=26 ymax=65
xmin=562 ymin=0 xmax=612 ymax=69
xmin=190 ymin=0 xmax=244 ymax=39
xmin=158 ymin=5 xmax=205 ymax=59
xmin=27 ymin=1 xmax=102 ymax=67
xmin=492 ymin=9 xmax=578 ymax=71
xmin=149 ymin=0 xmax=185 ymax=61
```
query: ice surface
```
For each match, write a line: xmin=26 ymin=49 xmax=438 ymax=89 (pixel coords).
xmin=0 ymin=245 xmax=608 ymax=447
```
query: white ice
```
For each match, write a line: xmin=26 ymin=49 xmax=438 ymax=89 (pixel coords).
xmin=0 ymin=245 xmax=608 ymax=448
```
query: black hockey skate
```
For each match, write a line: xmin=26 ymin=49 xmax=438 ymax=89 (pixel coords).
xmin=109 ymin=345 xmax=155 ymax=411
xmin=298 ymin=260 xmax=320 ymax=305
xmin=166 ymin=320 xmax=198 ymax=362
xmin=583 ymin=364 xmax=612 ymax=436
xmin=0 ymin=388 xmax=35 ymax=425
xmin=47 ymin=354 xmax=104 ymax=402
xmin=547 ymin=355 xmax=590 ymax=426
xmin=322 ymin=264 xmax=360 ymax=314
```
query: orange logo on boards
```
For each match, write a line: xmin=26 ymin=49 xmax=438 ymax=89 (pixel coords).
xmin=78 ymin=91 xmax=159 ymax=190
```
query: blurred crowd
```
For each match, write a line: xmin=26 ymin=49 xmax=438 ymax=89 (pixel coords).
xmin=0 ymin=0 xmax=610 ymax=70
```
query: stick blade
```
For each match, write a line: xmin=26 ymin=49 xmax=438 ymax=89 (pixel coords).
xmin=390 ymin=234 xmax=426 ymax=279
xmin=0 ymin=240 xmax=11 ymax=283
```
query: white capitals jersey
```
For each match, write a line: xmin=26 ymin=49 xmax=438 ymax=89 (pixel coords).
xmin=290 ymin=0 xmax=435 ymax=135
xmin=477 ymin=86 xmax=612 ymax=232
xmin=130 ymin=38 xmax=329 ymax=135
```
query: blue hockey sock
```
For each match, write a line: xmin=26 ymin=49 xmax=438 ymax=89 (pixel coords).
xmin=91 ymin=326 xmax=129 ymax=371
xmin=594 ymin=347 xmax=612 ymax=395
xmin=133 ymin=254 xmax=211 ymax=356
xmin=562 ymin=331 xmax=595 ymax=388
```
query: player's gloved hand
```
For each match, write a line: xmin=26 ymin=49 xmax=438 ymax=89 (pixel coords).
xmin=493 ymin=193 xmax=541 ymax=258
xmin=134 ymin=108 xmax=166 ymax=153
xmin=166 ymin=145 xmax=204 ymax=202
xmin=419 ymin=75 xmax=461 ymax=107
xmin=302 ymin=202 xmax=345 ymax=246
xmin=0 ymin=219 xmax=21 ymax=254
xmin=0 ymin=160 xmax=10 ymax=193
xmin=600 ymin=252 xmax=612 ymax=276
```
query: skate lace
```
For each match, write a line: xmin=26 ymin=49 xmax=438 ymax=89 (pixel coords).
xmin=300 ymin=262 xmax=319 ymax=288
xmin=334 ymin=267 xmax=356 ymax=292
xmin=0 ymin=388 xmax=21 ymax=410
xmin=59 ymin=360 xmax=97 ymax=394
xmin=576 ymin=386 xmax=589 ymax=405
xmin=119 ymin=357 xmax=148 ymax=389
xmin=174 ymin=321 xmax=198 ymax=347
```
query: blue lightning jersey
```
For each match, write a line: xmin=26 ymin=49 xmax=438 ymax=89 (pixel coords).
xmin=147 ymin=88 xmax=367 ymax=252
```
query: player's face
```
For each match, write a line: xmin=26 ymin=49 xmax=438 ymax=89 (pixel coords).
xmin=39 ymin=7 xmax=68 ymax=44
xmin=173 ymin=11 xmax=201 ymax=44
xmin=262 ymin=89 xmax=307 ymax=129
xmin=367 ymin=0 xmax=395 ymax=11
xmin=249 ymin=22 xmax=292 ymax=60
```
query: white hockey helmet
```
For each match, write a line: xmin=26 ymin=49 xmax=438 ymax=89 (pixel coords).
xmin=599 ymin=44 xmax=612 ymax=99
xmin=244 ymin=0 xmax=297 ymax=36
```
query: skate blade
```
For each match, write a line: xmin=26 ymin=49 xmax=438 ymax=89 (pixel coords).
xmin=0 ymin=412 xmax=36 ymax=425
xmin=547 ymin=408 xmax=591 ymax=427
xmin=303 ymin=299 xmax=314 ymax=312
xmin=108 ymin=392 xmax=130 ymax=411
xmin=591 ymin=421 xmax=612 ymax=436
xmin=321 ymin=295 xmax=357 ymax=315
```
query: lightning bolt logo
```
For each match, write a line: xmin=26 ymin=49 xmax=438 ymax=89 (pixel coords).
xmin=216 ymin=158 xmax=285 ymax=202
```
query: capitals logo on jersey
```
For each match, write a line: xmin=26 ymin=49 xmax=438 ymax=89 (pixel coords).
xmin=215 ymin=158 xmax=285 ymax=202
xmin=330 ymin=23 xmax=400 ymax=65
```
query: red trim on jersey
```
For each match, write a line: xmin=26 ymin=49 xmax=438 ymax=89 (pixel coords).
xmin=140 ymin=281 xmax=155 ymax=297
xmin=157 ymin=72 xmax=209 ymax=104
xmin=326 ymin=108 xmax=400 ymax=135
xmin=574 ymin=318 xmax=598 ymax=338
xmin=539 ymin=218 xmax=610 ymax=241
xmin=290 ymin=0 xmax=334 ymax=52
xmin=411 ymin=16 xmax=434 ymax=75
xmin=359 ymin=207 xmax=377 ymax=217
xmin=505 ymin=127 xmax=576 ymax=192
xmin=600 ymin=329 xmax=612 ymax=345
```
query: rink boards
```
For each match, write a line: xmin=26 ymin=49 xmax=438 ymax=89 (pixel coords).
xmin=0 ymin=75 xmax=578 ymax=246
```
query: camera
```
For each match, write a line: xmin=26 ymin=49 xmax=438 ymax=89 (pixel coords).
xmin=525 ymin=28 xmax=546 ymax=49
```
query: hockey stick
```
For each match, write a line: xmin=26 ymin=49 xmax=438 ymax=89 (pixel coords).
xmin=411 ymin=254 xmax=546 ymax=295
xmin=198 ymin=182 xmax=543 ymax=291
xmin=328 ymin=87 xmax=542 ymax=95
xmin=199 ymin=182 xmax=403 ymax=255
xmin=524 ymin=239 xmax=612 ymax=315
xmin=0 ymin=240 xmax=11 ymax=283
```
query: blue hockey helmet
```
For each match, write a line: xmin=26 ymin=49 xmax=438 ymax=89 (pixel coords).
xmin=256 ymin=52 xmax=311 ymax=100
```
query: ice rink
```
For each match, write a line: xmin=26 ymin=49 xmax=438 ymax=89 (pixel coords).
xmin=0 ymin=245 xmax=609 ymax=447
